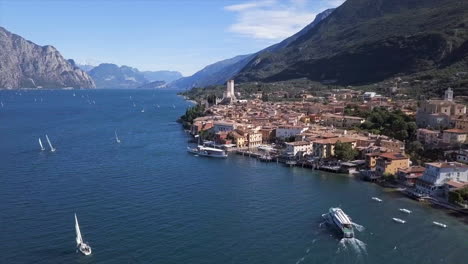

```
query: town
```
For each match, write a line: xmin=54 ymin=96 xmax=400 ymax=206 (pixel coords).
xmin=182 ymin=80 xmax=468 ymax=211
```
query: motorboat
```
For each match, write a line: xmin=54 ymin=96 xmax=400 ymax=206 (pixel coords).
xmin=433 ymin=221 xmax=447 ymax=228
xmin=399 ymin=208 xmax=412 ymax=214
xmin=392 ymin=218 xmax=406 ymax=224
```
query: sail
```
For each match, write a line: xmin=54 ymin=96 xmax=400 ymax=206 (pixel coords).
xmin=45 ymin=134 xmax=55 ymax=152
xmin=75 ymin=214 xmax=83 ymax=246
xmin=38 ymin=138 xmax=45 ymax=150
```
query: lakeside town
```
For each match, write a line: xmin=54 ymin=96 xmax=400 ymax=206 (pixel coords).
xmin=182 ymin=80 xmax=468 ymax=215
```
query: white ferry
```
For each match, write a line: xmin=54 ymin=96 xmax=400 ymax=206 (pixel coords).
xmin=187 ymin=145 xmax=228 ymax=158
xmin=322 ymin=207 xmax=354 ymax=238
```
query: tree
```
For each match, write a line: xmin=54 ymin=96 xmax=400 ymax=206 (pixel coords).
xmin=334 ymin=141 xmax=358 ymax=161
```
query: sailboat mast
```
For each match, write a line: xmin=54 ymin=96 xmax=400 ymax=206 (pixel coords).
xmin=75 ymin=214 xmax=83 ymax=246
xmin=38 ymin=138 xmax=45 ymax=151
xmin=45 ymin=134 xmax=56 ymax=152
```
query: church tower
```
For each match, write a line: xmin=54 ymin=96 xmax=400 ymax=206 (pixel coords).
xmin=444 ymin=87 xmax=453 ymax=101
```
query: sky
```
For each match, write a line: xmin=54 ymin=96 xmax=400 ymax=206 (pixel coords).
xmin=0 ymin=0 xmax=345 ymax=76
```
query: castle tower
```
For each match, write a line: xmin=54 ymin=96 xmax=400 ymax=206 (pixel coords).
xmin=445 ymin=87 xmax=453 ymax=101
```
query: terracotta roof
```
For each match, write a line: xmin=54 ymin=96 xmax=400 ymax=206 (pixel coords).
xmin=445 ymin=181 xmax=468 ymax=189
xmin=313 ymin=137 xmax=357 ymax=145
xmin=444 ymin=129 xmax=467 ymax=134
xmin=378 ymin=152 xmax=408 ymax=160
xmin=426 ymin=162 xmax=468 ymax=169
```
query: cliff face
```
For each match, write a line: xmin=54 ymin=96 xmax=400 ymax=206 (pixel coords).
xmin=0 ymin=27 xmax=95 ymax=89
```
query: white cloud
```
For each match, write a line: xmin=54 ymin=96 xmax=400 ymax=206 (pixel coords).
xmin=224 ymin=0 xmax=276 ymax=11
xmin=225 ymin=0 xmax=318 ymax=40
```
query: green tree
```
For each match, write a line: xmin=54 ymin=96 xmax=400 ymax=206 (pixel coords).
xmin=334 ymin=141 xmax=358 ymax=161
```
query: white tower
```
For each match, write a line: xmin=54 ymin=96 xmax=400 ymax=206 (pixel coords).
xmin=445 ymin=87 xmax=453 ymax=101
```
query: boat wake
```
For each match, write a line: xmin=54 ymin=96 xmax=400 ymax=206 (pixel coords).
xmin=294 ymin=240 xmax=318 ymax=264
xmin=352 ymin=222 xmax=365 ymax=232
xmin=337 ymin=238 xmax=367 ymax=255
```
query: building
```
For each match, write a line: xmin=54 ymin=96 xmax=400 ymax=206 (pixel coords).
xmin=321 ymin=114 xmax=365 ymax=128
xmin=416 ymin=88 xmax=466 ymax=128
xmin=416 ymin=162 xmax=468 ymax=196
xmin=275 ymin=126 xmax=308 ymax=139
xmin=375 ymin=152 xmax=410 ymax=176
xmin=417 ymin=128 xmax=440 ymax=146
xmin=312 ymin=137 xmax=357 ymax=159
xmin=456 ymin=149 xmax=468 ymax=163
xmin=365 ymin=153 xmax=380 ymax=169
xmin=213 ymin=121 xmax=237 ymax=133
xmin=285 ymin=141 xmax=312 ymax=156
xmin=221 ymin=80 xmax=236 ymax=104
xmin=397 ymin=166 xmax=425 ymax=186
xmin=442 ymin=129 xmax=467 ymax=145
xmin=452 ymin=116 xmax=468 ymax=131
xmin=247 ymin=131 xmax=263 ymax=148
xmin=230 ymin=131 xmax=246 ymax=148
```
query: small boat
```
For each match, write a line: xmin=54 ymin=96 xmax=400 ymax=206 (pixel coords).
xmin=75 ymin=214 xmax=92 ymax=256
xmin=38 ymin=138 xmax=45 ymax=151
xmin=433 ymin=221 xmax=447 ymax=228
xmin=322 ymin=207 xmax=354 ymax=238
xmin=1 ymin=101 xmax=3 ymax=107
xmin=371 ymin=197 xmax=383 ymax=202
xmin=45 ymin=134 xmax=56 ymax=152
xmin=73 ymin=93 xmax=76 ymax=97
xmin=187 ymin=145 xmax=228 ymax=158
xmin=141 ymin=109 xmax=145 ymax=113
xmin=133 ymin=102 xmax=136 ymax=107
xmin=115 ymin=130 xmax=121 ymax=143
xmin=392 ymin=218 xmax=406 ymax=224
xmin=285 ymin=160 xmax=297 ymax=166
xmin=399 ymin=208 xmax=412 ymax=214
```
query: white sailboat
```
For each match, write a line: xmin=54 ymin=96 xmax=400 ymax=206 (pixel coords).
xmin=74 ymin=214 xmax=92 ymax=256
xmin=38 ymin=138 xmax=45 ymax=151
xmin=45 ymin=134 xmax=56 ymax=152
xmin=115 ymin=130 xmax=121 ymax=143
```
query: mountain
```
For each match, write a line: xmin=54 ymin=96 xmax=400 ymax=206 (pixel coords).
xmin=88 ymin=63 xmax=148 ymax=89
xmin=234 ymin=0 xmax=468 ymax=85
xmin=0 ymin=27 xmax=95 ymax=89
xmin=142 ymin=71 xmax=182 ymax=83
xmin=137 ymin=80 xmax=166 ymax=89
xmin=77 ymin=64 xmax=96 ymax=72
xmin=169 ymin=54 xmax=254 ymax=89
xmin=170 ymin=8 xmax=334 ymax=90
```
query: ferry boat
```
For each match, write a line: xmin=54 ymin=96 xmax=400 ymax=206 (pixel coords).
xmin=322 ymin=207 xmax=354 ymax=238
xmin=187 ymin=145 xmax=228 ymax=158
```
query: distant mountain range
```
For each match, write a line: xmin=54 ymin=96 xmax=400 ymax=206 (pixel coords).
xmin=169 ymin=8 xmax=335 ymax=90
xmin=83 ymin=63 xmax=182 ymax=89
xmin=0 ymin=27 xmax=95 ymax=89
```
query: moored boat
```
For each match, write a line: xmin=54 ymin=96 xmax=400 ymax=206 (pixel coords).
xmin=399 ymin=208 xmax=412 ymax=214
xmin=371 ymin=197 xmax=383 ymax=202
xmin=322 ymin=207 xmax=354 ymax=238
xmin=187 ymin=145 xmax=228 ymax=158
xmin=433 ymin=221 xmax=447 ymax=228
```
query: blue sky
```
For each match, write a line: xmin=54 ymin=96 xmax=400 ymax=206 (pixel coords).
xmin=0 ymin=0 xmax=344 ymax=76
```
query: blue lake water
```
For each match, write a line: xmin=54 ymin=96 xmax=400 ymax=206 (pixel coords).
xmin=0 ymin=89 xmax=467 ymax=263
